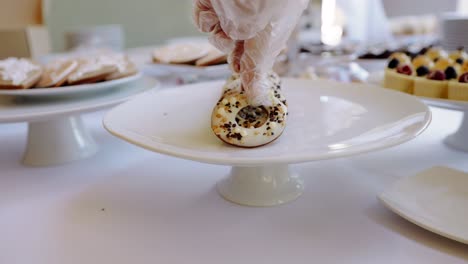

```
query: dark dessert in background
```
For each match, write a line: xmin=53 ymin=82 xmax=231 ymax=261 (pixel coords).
xmin=358 ymin=44 xmax=437 ymax=60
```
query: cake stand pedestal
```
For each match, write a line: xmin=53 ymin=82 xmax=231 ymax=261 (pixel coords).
xmin=23 ymin=116 xmax=98 ymax=166
xmin=420 ymin=98 xmax=468 ymax=152
xmin=218 ymin=165 xmax=303 ymax=206
xmin=367 ymin=72 xmax=468 ymax=152
xmin=0 ymin=77 xmax=158 ymax=166
xmin=445 ymin=110 xmax=468 ymax=152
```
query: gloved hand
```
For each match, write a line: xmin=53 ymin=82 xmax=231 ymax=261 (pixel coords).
xmin=194 ymin=0 xmax=309 ymax=106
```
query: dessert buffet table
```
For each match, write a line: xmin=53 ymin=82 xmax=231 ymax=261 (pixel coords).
xmin=0 ymin=104 xmax=467 ymax=263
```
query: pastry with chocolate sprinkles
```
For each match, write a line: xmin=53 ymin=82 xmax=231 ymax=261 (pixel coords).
xmin=211 ymin=73 xmax=288 ymax=148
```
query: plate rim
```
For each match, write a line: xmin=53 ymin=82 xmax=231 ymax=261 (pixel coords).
xmin=0 ymin=73 xmax=142 ymax=97
xmin=104 ymin=78 xmax=432 ymax=166
xmin=0 ymin=76 xmax=158 ymax=123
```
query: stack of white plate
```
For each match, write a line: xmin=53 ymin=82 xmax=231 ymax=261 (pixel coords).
xmin=440 ymin=13 xmax=468 ymax=50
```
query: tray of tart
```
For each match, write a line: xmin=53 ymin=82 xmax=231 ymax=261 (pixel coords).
xmin=367 ymin=46 xmax=468 ymax=110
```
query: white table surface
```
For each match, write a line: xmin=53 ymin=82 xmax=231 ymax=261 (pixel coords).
xmin=0 ymin=104 xmax=467 ymax=264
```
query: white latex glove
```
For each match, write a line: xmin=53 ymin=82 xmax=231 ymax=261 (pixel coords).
xmin=194 ymin=0 xmax=309 ymax=106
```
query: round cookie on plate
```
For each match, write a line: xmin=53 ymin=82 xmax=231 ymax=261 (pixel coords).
xmin=195 ymin=47 xmax=227 ymax=67
xmin=0 ymin=58 xmax=43 ymax=89
xmin=152 ymin=42 xmax=211 ymax=64
xmin=383 ymin=52 xmax=414 ymax=94
xmin=67 ymin=57 xmax=118 ymax=85
xmin=102 ymin=55 xmax=138 ymax=81
xmin=37 ymin=59 xmax=79 ymax=88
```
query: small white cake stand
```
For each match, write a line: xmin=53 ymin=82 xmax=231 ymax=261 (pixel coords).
xmin=368 ymin=71 xmax=468 ymax=152
xmin=0 ymin=77 xmax=157 ymax=166
xmin=419 ymin=97 xmax=468 ymax=152
xmin=104 ymin=79 xmax=431 ymax=207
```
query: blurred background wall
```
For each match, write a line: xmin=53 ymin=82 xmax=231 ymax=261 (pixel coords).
xmin=42 ymin=0 xmax=468 ymax=52
xmin=382 ymin=0 xmax=458 ymax=17
xmin=46 ymin=0 xmax=200 ymax=51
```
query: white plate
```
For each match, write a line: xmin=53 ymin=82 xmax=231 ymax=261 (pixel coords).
xmin=104 ymin=78 xmax=431 ymax=166
xmin=367 ymin=71 xmax=468 ymax=111
xmin=0 ymin=75 xmax=158 ymax=123
xmin=379 ymin=166 xmax=468 ymax=245
xmin=0 ymin=73 xmax=142 ymax=98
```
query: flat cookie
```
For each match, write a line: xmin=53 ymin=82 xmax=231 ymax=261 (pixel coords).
xmin=0 ymin=58 xmax=42 ymax=89
xmin=67 ymin=57 xmax=117 ymax=85
xmin=152 ymin=43 xmax=211 ymax=64
xmin=195 ymin=47 xmax=227 ymax=66
xmin=37 ymin=59 xmax=79 ymax=88
xmin=103 ymin=55 xmax=138 ymax=81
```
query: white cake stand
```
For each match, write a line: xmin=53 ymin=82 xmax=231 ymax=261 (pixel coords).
xmin=0 ymin=77 xmax=158 ymax=166
xmin=419 ymin=97 xmax=468 ymax=152
xmin=104 ymin=79 xmax=431 ymax=207
xmin=367 ymin=71 xmax=468 ymax=152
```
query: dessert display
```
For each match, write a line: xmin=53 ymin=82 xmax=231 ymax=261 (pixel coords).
xmin=152 ymin=42 xmax=227 ymax=67
xmin=211 ymin=73 xmax=288 ymax=148
xmin=0 ymin=54 xmax=138 ymax=90
xmin=358 ymin=43 xmax=436 ymax=60
xmin=382 ymin=47 xmax=468 ymax=101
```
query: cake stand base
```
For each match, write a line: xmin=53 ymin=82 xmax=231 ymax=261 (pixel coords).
xmin=23 ymin=116 xmax=98 ymax=166
xmin=217 ymin=164 xmax=304 ymax=207
xmin=445 ymin=111 xmax=468 ymax=152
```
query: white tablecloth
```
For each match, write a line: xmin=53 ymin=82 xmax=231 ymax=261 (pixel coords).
xmin=0 ymin=105 xmax=467 ymax=264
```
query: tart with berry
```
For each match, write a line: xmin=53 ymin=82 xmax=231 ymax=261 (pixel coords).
xmin=425 ymin=47 xmax=449 ymax=62
xmin=413 ymin=70 xmax=448 ymax=98
xmin=461 ymin=60 xmax=468 ymax=73
xmin=412 ymin=55 xmax=433 ymax=77
xmin=449 ymin=48 xmax=467 ymax=65
xmin=448 ymin=72 xmax=468 ymax=101
xmin=388 ymin=52 xmax=411 ymax=65
xmin=384 ymin=63 xmax=415 ymax=94
xmin=432 ymin=57 xmax=460 ymax=80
